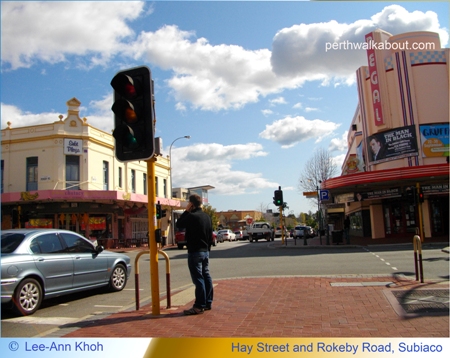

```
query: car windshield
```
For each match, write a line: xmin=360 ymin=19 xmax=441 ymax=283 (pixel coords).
xmin=1 ymin=233 xmax=26 ymax=253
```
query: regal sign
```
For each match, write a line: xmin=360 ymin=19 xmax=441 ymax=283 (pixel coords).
xmin=365 ymin=32 xmax=384 ymax=126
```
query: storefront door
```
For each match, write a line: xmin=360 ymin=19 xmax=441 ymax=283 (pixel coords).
xmin=384 ymin=201 xmax=418 ymax=237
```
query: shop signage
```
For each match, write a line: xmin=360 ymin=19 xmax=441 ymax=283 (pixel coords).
xmin=64 ymin=138 xmax=82 ymax=155
xmin=365 ymin=32 xmax=384 ymax=126
xmin=419 ymin=124 xmax=449 ymax=157
xmin=366 ymin=125 xmax=418 ymax=164
xmin=422 ymin=184 xmax=449 ymax=194
xmin=354 ymin=187 xmax=401 ymax=201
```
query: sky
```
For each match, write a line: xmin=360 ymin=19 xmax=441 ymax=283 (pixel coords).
xmin=1 ymin=1 xmax=449 ymax=216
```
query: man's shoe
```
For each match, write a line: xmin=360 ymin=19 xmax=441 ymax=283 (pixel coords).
xmin=204 ymin=306 xmax=212 ymax=311
xmin=184 ymin=306 xmax=204 ymax=315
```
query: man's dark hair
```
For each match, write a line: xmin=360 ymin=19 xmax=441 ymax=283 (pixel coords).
xmin=189 ymin=194 xmax=202 ymax=208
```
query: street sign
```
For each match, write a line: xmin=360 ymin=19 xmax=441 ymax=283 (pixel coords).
xmin=303 ymin=191 xmax=318 ymax=198
xmin=320 ymin=190 xmax=330 ymax=201
xmin=246 ymin=217 xmax=253 ymax=225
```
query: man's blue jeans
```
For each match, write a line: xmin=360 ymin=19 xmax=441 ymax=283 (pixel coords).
xmin=187 ymin=251 xmax=213 ymax=309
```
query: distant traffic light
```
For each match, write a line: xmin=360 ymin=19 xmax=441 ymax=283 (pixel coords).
xmin=418 ymin=188 xmax=424 ymax=203
xmin=274 ymin=189 xmax=283 ymax=206
xmin=156 ymin=204 xmax=167 ymax=220
xmin=111 ymin=66 xmax=154 ymax=162
xmin=156 ymin=203 xmax=162 ymax=219
xmin=405 ymin=187 xmax=416 ymax=204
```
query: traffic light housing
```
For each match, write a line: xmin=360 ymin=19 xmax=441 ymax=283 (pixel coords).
xmin=111 ymin=66 xmax=154 ymax=162
xmin=156 ymin=204 xmax=167 ymax=220
xmin=274 ymin=189 xmax=283 ymax=206
xmin=405 ymin=187 xmax=416 ymax=204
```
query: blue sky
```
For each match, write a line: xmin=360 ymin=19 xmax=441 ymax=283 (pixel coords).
xmin=1 ymin=1 xmax=449 ymax=216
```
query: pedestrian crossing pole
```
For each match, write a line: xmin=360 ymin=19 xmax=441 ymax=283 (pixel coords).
xmin=147 ymin=158 xmax=160 ymax=315
xmin=416 ymin=182 xmax=424 ymax=243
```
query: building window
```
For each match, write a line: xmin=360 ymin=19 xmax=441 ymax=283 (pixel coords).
xmin=66 ymin=156 xmax=80 ymax=190
xmin=103 ymin=161 xmax=109 ymax=190
xmin=1 ymin=160 xmax=4 ymax=193
xmin=26 ymin=157 xmax=38 ymax=191
xmin=163 ymin=179 xmax=167 ymax=198
xmin=155 ymin=177 xmax=159 ymax=197
xmin=118 ymin=167 xmax=123 ymax=188
xmin=131 ymin=169 xmax=136 ymax=193
xmin=143 ymin=173 xmax=147 ymax=195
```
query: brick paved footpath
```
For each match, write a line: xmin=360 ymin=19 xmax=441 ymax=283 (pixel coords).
xmin=63 ymin=275 xmax=449 ymax=338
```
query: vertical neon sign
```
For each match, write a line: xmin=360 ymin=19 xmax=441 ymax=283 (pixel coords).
xmin=365 ymin=32 xmax=384 ymax=126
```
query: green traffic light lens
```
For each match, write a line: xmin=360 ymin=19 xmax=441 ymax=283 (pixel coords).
xmin=124 ymin=132 xmax=138 ymax=149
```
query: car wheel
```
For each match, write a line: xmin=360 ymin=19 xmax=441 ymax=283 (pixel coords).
xmin=109 ymin=264 xmax=127 ymax=292
xmin=212 ymin=241 xmax=216 ymax=246
xmin=177 ymin=244 xmax=183 ymax=249
xmin=13 ymin=278 xmax=43 ymax=316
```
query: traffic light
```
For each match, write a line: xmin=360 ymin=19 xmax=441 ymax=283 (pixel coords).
xmin=156 ymin=203 xmax=162 ymax=219
xmin=274 ymin=189 xmax=283 ymax=206
xmin=418 ymin=188 xmax=424 ymax=203
xmin=405 ymin=187 xmax=416 ymax=204
xmin=111 ymin=66 xmax=154 ymax=162
xmin=156 ymin=204 xmax=167 ymax=220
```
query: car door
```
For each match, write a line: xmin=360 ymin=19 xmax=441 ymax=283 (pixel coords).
xmin=60 ymin=232 xmax=109 ymax=289
xmin=31 ymin=233 xmax=74 ymax=294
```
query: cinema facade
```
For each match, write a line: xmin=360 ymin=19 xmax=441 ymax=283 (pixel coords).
xmin=321 ymin=30 xmax=449 ymax=242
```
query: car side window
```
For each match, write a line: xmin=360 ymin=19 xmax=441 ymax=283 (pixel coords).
xmin=60 ymin=233 xmax=94 ymax=253
xmin=32 ymin=234 xmax=64 ymax=254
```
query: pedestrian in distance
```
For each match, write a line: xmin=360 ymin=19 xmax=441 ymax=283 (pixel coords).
xmin=344 ymin=215 xmax=350 ymax=245
xmin=176 ymin=194 xmax=214 ymax=315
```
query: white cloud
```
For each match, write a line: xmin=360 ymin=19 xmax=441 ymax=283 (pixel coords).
xmin=259 ymin=115 xmax=340 ymax=148
xmin=269 ymin=97 xmax=287 ymax=106
xmin=332 ymin=153 xmax=347 ymax=174
xmin=304 ymin=107 xmax=319 ymax=113
xmin=1 ymin=1 xmax=145 ymax=70
xmin=261 ymin=109 xmax=273 ymax=116
xmin=170 ymin=143 xmax=277 ymax=195
xmin=271 ymin=5 xmax=449 ymax=82
xmin=1 ymin=103 xmax=61 ymax=128
xmin=329 ymin=131 xmax=349 ymax=152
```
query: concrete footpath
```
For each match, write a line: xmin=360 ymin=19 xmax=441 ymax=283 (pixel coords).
xmin=58 ymin=237 xmax=448 ymax=338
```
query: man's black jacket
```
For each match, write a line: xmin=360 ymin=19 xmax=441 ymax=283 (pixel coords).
xmin=176 ymin=208 xmax=212 ymax=253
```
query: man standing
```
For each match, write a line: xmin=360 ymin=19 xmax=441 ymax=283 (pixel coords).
xmin=176 ymin=194 xmax=213 ymax=315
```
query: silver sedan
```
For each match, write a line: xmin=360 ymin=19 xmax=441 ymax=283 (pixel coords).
xmin=1 ymin=229 xmax=132 ymax=316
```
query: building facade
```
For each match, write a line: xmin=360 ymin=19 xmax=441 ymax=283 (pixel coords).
xmin=1 ymin=98 xmax=185 ymax=246
xmin=322 ymin=30 xmax=449 ymax=242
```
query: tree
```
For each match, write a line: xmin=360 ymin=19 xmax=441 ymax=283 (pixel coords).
xmin=203 ymin=204 xmax=218 ymax=231
xmin=298 ymin=147 xmax=337 ymax=207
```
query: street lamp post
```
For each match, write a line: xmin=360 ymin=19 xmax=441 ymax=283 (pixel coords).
xmin=169 ymin=136 xmax=190 ymax=245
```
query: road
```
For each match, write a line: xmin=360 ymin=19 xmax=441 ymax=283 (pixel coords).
xmin=1 ymin=239 xmax=448 ymax=337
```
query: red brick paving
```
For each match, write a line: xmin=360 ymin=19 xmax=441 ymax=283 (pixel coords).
xmin=64 ymin=275 xmax=449 ymax=338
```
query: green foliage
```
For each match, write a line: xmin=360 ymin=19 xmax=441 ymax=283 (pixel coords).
xmin=203 ymin=204 xmax=218 ymax=231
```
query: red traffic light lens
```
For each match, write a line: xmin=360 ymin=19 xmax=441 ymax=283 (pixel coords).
xmin=111 ymin=74 xmax=140 ymax=100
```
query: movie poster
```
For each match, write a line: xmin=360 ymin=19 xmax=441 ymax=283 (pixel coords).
xmin=419 ymin=123 xmax=449 ymax=157
xmin=366 ymin=125 xmax=419 ymax=164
